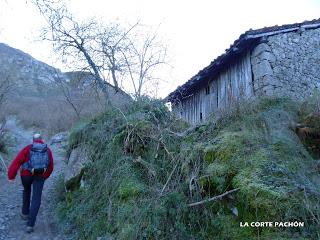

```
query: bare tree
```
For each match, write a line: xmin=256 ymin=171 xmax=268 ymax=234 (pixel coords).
xmin=122 ymin=26 xmax=167 ymax=98
xmin=33 ymin=0 xmax=168 ymax=100
xmin=32 ymin=0 xmax=110 ymax=104
xmin=0 ymin=71 xmax=15 ymax=133
xmin=52 ymin=68 xmax=106 ymax=121
xmin=54 ymin=73 xmax=81 ymax=119
xmin=98 ymin=23 xmax=167 ymax=98
xmin=0 ymin=71 xmax=15 ymax=110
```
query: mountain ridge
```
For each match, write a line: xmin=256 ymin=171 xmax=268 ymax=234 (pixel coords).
xmin=0 ymin=42 xmax=66 ymax=96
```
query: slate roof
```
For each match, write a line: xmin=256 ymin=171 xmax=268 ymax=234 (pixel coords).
xmin=167 ymin=18 xmax=320 ymax=102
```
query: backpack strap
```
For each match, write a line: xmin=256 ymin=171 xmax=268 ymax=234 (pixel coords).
xmin=21 ymin=144 xmax=32 ymax=171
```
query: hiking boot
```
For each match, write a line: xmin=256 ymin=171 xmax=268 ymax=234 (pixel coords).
xmin=20 ymin=213 xmax=28 ymax=221
xmin=26 ymin=226 xmax=34 ymax=233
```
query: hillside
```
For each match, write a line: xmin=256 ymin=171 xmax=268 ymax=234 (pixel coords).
xmin=0 ymin=43 xmax=131 ymax=134
xmin=0 ymin=43 xmax=65 ymax=96
xmin=0 ymin=43 xmax=132 ymax=99
xmin=55 ymin=96 xmax=320 ymax=239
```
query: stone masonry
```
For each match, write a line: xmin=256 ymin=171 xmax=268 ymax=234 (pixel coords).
xmin=251 ymin=28 xmax=320 ymax=100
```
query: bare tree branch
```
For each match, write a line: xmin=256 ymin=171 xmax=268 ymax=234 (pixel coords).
xmin=33 ymin=0 xmax=167 ymax=99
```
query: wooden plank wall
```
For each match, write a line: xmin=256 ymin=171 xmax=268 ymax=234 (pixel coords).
xmin=173 ymin=51 xmax=253 ymax=124
xmin=217 ymin=51 xmax=253 ymax=108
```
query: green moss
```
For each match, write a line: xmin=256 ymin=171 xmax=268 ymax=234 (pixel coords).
xmin=203 ymin=145 xmax=216 ymax=162
xmin=118 ymin=178 xmax=146 ymax=200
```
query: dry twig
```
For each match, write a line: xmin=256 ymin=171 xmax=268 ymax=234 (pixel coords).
xmin=188 ymin=188 xmax=240 ymax=207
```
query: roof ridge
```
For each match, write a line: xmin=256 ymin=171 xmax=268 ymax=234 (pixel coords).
xmin=245 ymin=18 xmax=320 ymax=36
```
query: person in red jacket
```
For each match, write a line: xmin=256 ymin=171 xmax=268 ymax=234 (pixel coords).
xmin=7 ymin=133 xmax=54 ymax=233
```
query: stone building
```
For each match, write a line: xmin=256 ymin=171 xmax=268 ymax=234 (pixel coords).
xmin=167 ymin=19 xmax=320 ymax=124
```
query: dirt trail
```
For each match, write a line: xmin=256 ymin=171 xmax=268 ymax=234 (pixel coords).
xmin=0 ymin=117 xmax=70 ymax=240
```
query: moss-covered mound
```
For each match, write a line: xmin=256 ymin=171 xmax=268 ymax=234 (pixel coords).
xmin=55 ymin=97 xmax=320 ymax=240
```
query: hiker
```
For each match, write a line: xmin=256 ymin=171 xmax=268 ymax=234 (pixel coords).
xmin=7 ymin=133 xmax=54 ymax=233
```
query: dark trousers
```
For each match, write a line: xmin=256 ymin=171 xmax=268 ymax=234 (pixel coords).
xmin=21 ymin=175 xmax=45 ymax=227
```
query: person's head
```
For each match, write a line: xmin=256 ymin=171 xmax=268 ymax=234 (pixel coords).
xmin=33 ymin=133 xmax=42 ymax=142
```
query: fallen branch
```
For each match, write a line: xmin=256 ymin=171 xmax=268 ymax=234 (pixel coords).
xmin=160 ymin=161 xmax=179 ymax=196
xmin=188 ymin=188 xmax=240 ymax=207
xmin=159 ymin=137 xmax=180 ymax=196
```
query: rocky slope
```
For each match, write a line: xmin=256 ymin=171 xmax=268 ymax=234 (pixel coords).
xmin=0 ymin=43 xmax=132 ymax=134
xmin=0 ymin=43 xmax=64 ymax=96
xmin=0 ymin=42 xmax=132 ymax=103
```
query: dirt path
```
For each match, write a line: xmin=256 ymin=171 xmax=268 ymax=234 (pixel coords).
xmin=0 ymin=117 xmax=70 ymax=240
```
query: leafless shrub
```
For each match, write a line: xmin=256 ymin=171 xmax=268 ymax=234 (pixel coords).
xmin=3 ymin=94 xmax=102 ymax=135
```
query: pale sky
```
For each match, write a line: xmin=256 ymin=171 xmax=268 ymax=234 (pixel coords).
xmin=0 ymin=0 xmax=320 ymax=97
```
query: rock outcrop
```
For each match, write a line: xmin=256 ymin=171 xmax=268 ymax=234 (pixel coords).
xmin=64 ymin=146 xmax=89 ymax=191
xmin=50 ymin=131 xmax=69 ymax=145
xmin=0 ymin=43 xmax=65 ymax=96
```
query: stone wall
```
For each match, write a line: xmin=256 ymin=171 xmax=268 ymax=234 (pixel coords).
xmin=251 ymin=28 xmax=320 ymax=100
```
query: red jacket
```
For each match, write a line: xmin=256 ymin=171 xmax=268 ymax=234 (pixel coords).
xmin=8 ymin=140 xmax=54 ymax=180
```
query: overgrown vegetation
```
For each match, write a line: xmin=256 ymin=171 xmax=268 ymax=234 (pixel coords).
xmin=55 ymin=97 xmax=320 ymax=240
xmin=295 ymin=94 xmax=320 ymax=158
